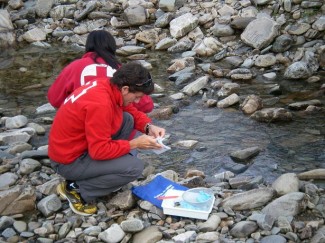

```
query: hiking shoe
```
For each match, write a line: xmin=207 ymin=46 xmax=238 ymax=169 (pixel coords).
xmin=56 ymin=182 xmax=97 ymax=216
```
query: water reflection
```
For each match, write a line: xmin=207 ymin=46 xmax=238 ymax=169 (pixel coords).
xmin=0 ymin=45 xmax=324 ymax=183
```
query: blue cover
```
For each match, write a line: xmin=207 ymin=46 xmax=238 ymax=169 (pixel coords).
xmin=132 ymin=175 xmax=188 ymax=208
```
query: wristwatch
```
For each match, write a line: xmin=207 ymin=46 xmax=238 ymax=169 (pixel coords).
xmin=145 ymin=123 xmax=151 ymax=135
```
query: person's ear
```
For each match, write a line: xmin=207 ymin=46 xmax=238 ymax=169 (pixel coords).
xmin=121 ymin=86 xmax=129 ymax=95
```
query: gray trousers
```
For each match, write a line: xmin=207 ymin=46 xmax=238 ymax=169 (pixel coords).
xmin=51 ymin=112 xmax=144 ymax=203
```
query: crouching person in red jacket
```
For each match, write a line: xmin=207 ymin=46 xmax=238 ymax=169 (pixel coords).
xmin=49 ymin=62 xmax=165 ymax=216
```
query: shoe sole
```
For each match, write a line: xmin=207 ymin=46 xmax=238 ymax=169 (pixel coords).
xmin=57 ymin=183 xmax=92 ymax=216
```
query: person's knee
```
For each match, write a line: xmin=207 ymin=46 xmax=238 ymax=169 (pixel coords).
xmin=123 ymin=112 xmax=134 ymax=128
xmin=128 ymin=159 xmax=144 ymax=179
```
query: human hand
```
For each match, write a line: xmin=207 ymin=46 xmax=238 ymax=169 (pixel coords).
xmin=147 ymin=124 xmax=165 ymax=138
xmin=129 ymin=134 xmax=163 ymax=150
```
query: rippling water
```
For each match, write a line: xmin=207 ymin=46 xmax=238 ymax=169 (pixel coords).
xmin=0 ymin=45 xmax=324 ymax=183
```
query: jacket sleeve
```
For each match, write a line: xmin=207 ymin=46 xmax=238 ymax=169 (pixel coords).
xmin=123 ymin=104 xmax=151 ymax=133
xmin=47 ymin=65 xmax=77 ymax=108
xmin=132 ymin=95 xmax=154 ymax=113
xmin=85 ymin=103 xmax=131 ymax=160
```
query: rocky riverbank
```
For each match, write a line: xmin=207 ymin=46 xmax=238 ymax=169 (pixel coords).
xmin=0 ymin=113 xmax=325 ymax=242
xmin=0 ymin=0 xmax=325 ymax=242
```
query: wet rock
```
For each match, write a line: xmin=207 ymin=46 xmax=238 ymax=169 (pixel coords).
xmin=192 ymin=37 xmax=224 ymax=57
xmin=167 ymin=57 xmax=195 ymax=73
xmin=250 ymin=108 xmax=293 ymax=122
xmin=241 ymin=95 xmax=263 ymax=115
xmin=217 ymin=93 xmax=240 ymax=108
xmin=173 ymin=140 xmax=198 ymax=149
xmin=217 ymin=83 xmax=240 ymax=98
xmin=230 ymin=146 xmax=260 ymax=161
xmin=298 ymin=169 xmax=325 ymax=180
xmin=182 ymin=76 xmax=209 ymax=96
xmin=288 ymin=99 xmax=322 ymax=110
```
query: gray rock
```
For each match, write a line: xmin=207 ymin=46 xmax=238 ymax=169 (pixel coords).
xmin=22 ymin=28 xmax=46 ymax=43
xmin=229 ymin=221 xmax=258 ymax=238
xmin=37 ymin=194 xmax=62 ymax=217
xmin=132 ymin=226 xmax=162 ymax=243
xmin=298 ymin=169 xmax=325 ymax=180
xmin=155 ymin=12 xmax=174 ymax=28
xmin=198 ymin=214 xmax=221 ymax=232
xmin=182 ymin=76 xmax=209 ymax=96
xmin=221 ymin=188 xmax=275 ymax=210
xmin=249 ymin=213 xmax=274 ymax=230
xmin=172 ymin=231 xmax=196 ymax=242
xmin=250 ymin=108 xmax=293 ymax=122
xmin=169 ymin=13 xmax=198 ymax=38
xmin=230 ymin=146 xmax=260 ymax=161
xmin=124 ymin=5 xmax=147 ymax=26
xmin=74 ymin=0 xmax=97 ymax=21
xmin=260 ymin=235 xmax=286 ymax=243
xmin=13 ymin=220 xmax=27 ymax=233
xmin=217 ymin=93 xmax=240 ymax=108
xmin=0 ymin=127 xmax=35 ymax=145
xmin=0 ymin=185 xmax=36 ymax=215
xmin=107 ymin=190 xmax=135 ymax=210
xmin=5 ymin=115 xmax=28 ymax=129
xmin=272 ymin=34 xmax=293 ymax=53
xmin=0 ymin=172 xmax=18 ymax=190
xmin=0 ymin=216 xmax=14 ymax=231
xmin=241 ymin=17 xmax=279 ymax=49
xmin=272 ymin=173 xmax=299 ymax=196
xmin=35 ymin=0 xmax=55 ymax=18
xmin=241 ymin=95 xmax=263 ymax=115
xmin=18 ymin=158 xmax=41 ymax=175
xmin=120 ymin=218 xmax=144 ymax=232
xmin=288 ymin=99 xmax=322 ymax=110
xmin=262 ymin=192 xmax=307 ymax=218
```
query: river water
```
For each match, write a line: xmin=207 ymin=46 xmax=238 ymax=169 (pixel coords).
xmin=0 ymin=45 xmax=324 ymax=183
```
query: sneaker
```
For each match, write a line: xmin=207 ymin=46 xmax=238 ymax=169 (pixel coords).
xmin=56 ymin=182 xmax=97 ymax=216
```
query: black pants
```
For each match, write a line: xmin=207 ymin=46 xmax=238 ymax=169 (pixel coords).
xmin=51 ymin=112 xmax=144 ymax=203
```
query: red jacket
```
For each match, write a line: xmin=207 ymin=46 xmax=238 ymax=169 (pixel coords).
xmin=48 ymin=78 xmax=151 ymax=164
xmin=47 ymin=52 xmax=154 ymax=113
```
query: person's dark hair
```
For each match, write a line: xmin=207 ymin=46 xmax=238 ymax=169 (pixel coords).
xmin=85 ymin=30 xmax=120 ymax=70
xmin=111 ymin=62 xmax=154 ymax=95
